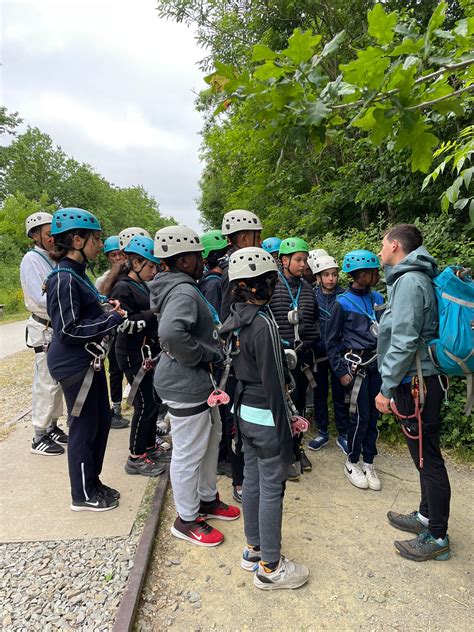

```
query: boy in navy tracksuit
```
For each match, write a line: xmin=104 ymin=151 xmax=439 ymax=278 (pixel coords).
xmin=326 ymin=250 xmax=384 ymax=491
xmin=308 ymin=255 xmax=349 ymax=454
xmin=46 ymin=208 xmax=125 ymax=511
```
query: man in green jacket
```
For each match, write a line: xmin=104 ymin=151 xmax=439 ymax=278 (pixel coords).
xmin=376 ymin=224 xmax=451 ymax=562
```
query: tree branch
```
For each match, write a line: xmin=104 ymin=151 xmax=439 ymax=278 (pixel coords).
xmin=406 ymin=84 xmax=474 ymax=111
xmin=331 ymin=57 xmax=474 ymax=112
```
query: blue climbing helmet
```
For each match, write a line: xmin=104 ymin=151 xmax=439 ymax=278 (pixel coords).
xmin=103 ymin=236 xmax=120 ymax=254
xmin=124 ymin=235 xmax=160 ymax=264
xmin=342 ymin=249 xmax=380 ymax=273
xmin=262 ymin=237 xmax=282 ymax=254
xmin=51 ymin=208 xmax=101 ymax=235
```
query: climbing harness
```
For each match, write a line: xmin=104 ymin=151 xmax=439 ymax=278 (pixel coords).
xmin=127 ymin=343 xmax=159 ymax=406
xmin=390 ymin=376 xmax=425 ymax=469
xmin=194 ymin=286 xmax=221 ymax=329
xmin=44 ymin=267 xmax=109 ymax=305
xmin=279 ymin=271 xmax=303 ymax=351
xmin=71 ymin=338 xmax=112 ymax=417
xmin=344 ymin=350 xmax=378 ymax=415
xmin=342 ymin=292 xmax=380 ymax=337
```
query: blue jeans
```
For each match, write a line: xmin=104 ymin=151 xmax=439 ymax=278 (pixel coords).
xmin=313 ymin=359 xmax=349 ymax=435
xmin=347 ymin=363 xmax=381 ymax=464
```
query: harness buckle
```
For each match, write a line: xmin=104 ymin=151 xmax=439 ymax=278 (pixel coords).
xmin=344 ymin=351 xmax=362 ymax=373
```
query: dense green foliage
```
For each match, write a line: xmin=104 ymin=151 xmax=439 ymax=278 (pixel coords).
xmin=158 ymin=0 xmax=474 ymax=450
xmin=0 ymin=115 xmax=173 ymax=314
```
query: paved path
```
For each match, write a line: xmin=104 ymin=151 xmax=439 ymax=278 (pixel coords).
xmin=0 ymin=416 xmax=149 ymax=542
xmin=0 ymin=320 xmax=28 ymax=359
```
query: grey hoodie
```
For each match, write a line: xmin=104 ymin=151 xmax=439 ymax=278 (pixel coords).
xmin=377 ymin=246 xmax=439 ymax=398
xmin=149 ymin=271 xmax=223 ymax=403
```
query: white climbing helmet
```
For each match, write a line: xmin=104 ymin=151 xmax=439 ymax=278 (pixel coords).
xmin=221 ymin=209 xmax=263 ymax=236
xmin=25 ymin=212 xmax=53 ymax=237
xmin=118 ymin=227 xmax=151 ymax=250
xmin=154 ymin=225 xmax=203 ymax=258
xmin=228 ymin=247 xmax=277 ymax=281
xmin=308 ymin=248 xmax=328 ymax=273
xmin=312 ymin=255 xmax=339 ymax=274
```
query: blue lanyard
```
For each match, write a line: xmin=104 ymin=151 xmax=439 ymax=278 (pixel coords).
xmin=343 ymin=292 xmax=376 ymax=323
xmin=127 ymin=279 xmax=150 ymax=296
xmin=31 ymin=249 xmax=55 ymax=270
xmin=47 ymin=267 xmax=108 ymax=303
xmin=278 ymin=272 xmax=302 ymax=310
xmin=194 ymin=287 xmax=221 ymax=327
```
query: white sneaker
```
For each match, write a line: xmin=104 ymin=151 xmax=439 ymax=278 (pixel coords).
xmin=344 ymin=460 xmax=369 ymax=489
xmin=362 ymin=462 xmax=381 ymax=491
xmin=253 ymin=557 xmax=309 ymax=590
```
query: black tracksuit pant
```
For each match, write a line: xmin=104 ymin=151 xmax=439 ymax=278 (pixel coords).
xmin=117 ymin=353 xmax=160 ymax=455
xmin=313 ymin=359 xmax=349 ymax=436
xmin=397 ymin=375 xmax=451 ymax=539
xmin=61 ymin=368 xmax=111 ymax=502
xmin=108 ymin=339 xmax=124 ymax=405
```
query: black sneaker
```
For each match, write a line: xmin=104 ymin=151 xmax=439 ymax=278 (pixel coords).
xmin=110 ymin=413 xmax=130 ymax=429
xmin=96 ymin=481 xmax=120 ymax=501
xmin=71 ymin=494 xmax=119 ymax=512
xmin=216 ymin=461 xmax=233 ymax=478
xmin=31 ymin=435 xmax=65 ymax=456
xmin=299 ymin=448 xmax=312 ymax=472
xmin=47 ymin=425 xmax=68 ymax=444
xmin=394 ymin=531 xmax=450 ymax=562
xmin=124 ymin=455 xmax=165 ymax=477
xmin=387 ymin=510 xmax=426 ymax=535
xmin=146 ymin=445 xmax=172 ymax=463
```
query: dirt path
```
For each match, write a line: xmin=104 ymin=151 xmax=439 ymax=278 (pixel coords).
xmin=137 ymin=445 xmax=473 ymax=631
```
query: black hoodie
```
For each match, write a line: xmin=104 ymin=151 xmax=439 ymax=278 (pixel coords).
xmin=220 ymin=303 xmax=293 ymax=458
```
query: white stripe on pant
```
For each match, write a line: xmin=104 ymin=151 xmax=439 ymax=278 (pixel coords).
xmin=27 ymin=317 xmax=63 ymax=430
xmin=163 ymin=400 xmax=222 ymax=522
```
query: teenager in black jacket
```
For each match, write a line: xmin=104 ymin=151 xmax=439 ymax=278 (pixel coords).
xmin=220 ymin=246 xmax=309 ymax=591
xmin=46 ymin=208 xmax=126 ymax=512
xmin=111 ymin=236 xmax=167 ymax=477
xmin=269 ymin=237 xmax=320 ymax=480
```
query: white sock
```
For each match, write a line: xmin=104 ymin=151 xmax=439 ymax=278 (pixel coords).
xmin=435 ymin=536 xmax=446 ymax=544
xmin=417 ymin=512 xmax=429 ymax=526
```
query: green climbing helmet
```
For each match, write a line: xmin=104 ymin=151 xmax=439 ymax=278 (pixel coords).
xmin=278 ymin=237 xmax=309 ymax=257
xmin=200 ymin=230 xmax=228 ymax=259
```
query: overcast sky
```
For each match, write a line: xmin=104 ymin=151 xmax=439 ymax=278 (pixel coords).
xmin=2 ymin=0 xmax=207 ymax=230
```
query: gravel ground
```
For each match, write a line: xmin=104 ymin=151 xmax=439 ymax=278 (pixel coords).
xmin=0 ymin=534 xmax=140 ymax=631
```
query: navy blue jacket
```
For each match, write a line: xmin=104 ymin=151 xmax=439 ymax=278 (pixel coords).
xmin=314 ymin=284 xmax=345 ymax=356
xmin=326 ymin=285 xmax=384 ymax=378
xmin=198 ymin=270 xmax=223 ymax=318
xmin=46 ymin=257 xmax=123 ymax=381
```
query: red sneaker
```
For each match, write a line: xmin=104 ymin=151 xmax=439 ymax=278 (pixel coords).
xmin=199 ymin=493 xmax=241 ymax=521
xmin=171 ymin=516 xmax=224 ymax=547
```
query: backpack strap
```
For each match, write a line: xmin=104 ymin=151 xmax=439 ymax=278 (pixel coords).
xmin=444 ymin=349 xmax=474 ymax=415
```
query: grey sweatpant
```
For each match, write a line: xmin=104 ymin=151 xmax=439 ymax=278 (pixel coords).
xmin=239 ymin=418 xmax=287 ymax=564
xmin=164 ymin=400 xmax=222 ymax=522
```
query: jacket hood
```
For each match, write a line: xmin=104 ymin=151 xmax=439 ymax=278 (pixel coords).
xmin=148 ymin=270 xmax=196 ymax=312
xmin=220 ymin=302 xmax=264 ymax=336
xmin=384 ymin=246 xmax=438 ymax=285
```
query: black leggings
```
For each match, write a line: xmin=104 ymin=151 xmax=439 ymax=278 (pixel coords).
xmin=117 ymin=353 xmax=160 ymax=455
xmin=395 ymin=375 xmax=451 ymax=539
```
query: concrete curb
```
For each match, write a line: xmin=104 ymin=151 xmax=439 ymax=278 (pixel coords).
xmin=112 ymin=466 xmax=170 ymax=632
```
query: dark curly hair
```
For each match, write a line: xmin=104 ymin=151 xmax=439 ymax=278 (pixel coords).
xmin=231 ymin=271 xmax=277 ymax=303
xmin=50 ymin=228 xmax=91 ymax=262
